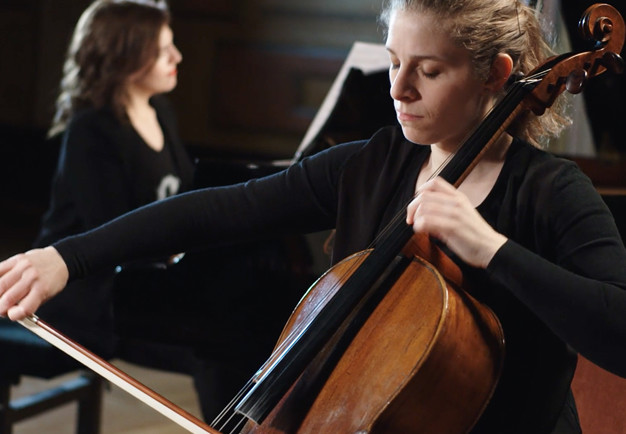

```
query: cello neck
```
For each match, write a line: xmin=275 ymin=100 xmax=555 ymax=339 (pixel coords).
xmin=233 ymin=73 xmax=539 ymax=424
xmin=438 ymin=75 xmax=541 ymax=187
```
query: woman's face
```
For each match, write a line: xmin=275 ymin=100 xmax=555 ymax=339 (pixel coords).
xmin=386 ymin=9 xmax=494 ymax=151
xmin=127 ymin=24 xmax=182 ymax=97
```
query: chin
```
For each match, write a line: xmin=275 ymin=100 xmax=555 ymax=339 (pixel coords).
xmin=161 ymin=82 xmax=177 ymax=93
xmin=400 ymin=126 xmax=430 ymax=145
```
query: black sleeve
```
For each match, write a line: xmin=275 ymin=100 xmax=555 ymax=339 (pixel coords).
xmin=486 ymin=163 xmax=626 ymax=377
xmin=53 ymin=140 xmax=365 ymax=280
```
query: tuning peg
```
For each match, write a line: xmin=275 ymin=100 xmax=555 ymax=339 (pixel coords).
xmin=566 ymin=69 xmax=588 ymax=94
xmin=505 ymin=71 xmax=525 ymax=89
xmin=600 ymin=51 xmax=625 ymax=74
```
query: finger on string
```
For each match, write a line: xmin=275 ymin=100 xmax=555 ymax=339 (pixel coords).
xmin=429 ymin=177 xmax=459 ymax=192
xmin=410 ymin=215 xmax=449 ymax=242
xmin=413 ymin=209 xmax=458 ymax=231
xmin=408 ymin=188 xmax=460 ymax=224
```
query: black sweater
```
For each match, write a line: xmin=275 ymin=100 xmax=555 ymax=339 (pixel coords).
xmin=37 ymin=96 xmax=193 ymax=352
xmin=36 ymin=96 xmax=194 ymax=247
xmin=54 ymin=126 xmax=626 ymax=432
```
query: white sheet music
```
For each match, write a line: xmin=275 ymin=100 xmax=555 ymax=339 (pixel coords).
xmin=294 ymin=42 xmax=390 ymax=161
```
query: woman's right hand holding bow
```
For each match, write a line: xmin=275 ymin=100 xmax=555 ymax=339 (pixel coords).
xmin=0 ymin=247 xmax=68 ymax=320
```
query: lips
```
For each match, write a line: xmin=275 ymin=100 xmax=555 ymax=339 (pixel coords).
xmin=396 ymin=110 xmax=422 ymax=121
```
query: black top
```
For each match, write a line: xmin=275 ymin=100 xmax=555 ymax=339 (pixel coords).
xmin=36 ymin=96 xmax=194 ymax=352
xmin=54 ymin=126 xmax=626 ymax=433
xmin=35 ymin=96 xmax=194 ymax=247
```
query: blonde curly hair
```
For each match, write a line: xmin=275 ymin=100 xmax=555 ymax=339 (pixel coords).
xmin=379 ymin=0 xmax=571 ymax=147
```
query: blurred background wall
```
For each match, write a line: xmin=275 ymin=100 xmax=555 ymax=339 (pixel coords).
xmin=0 ymin=0 xmax=385 ymax=159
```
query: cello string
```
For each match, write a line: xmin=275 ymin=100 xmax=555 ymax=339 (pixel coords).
xmin=225 ymin=72 xmax=532 ymax=398
xmin=239 ymin=71 xmax=537 ymax=379
xmin=224 ymin=70 xmax=544 ymax=423
xmin=369 ymin=67 xmax=550 ymax=247
xmin=358 ymin=72 xmax=534 ymax=248
xmin=229 ymin=415 xmax=249 ymax=434
xmin=213 ymin=70 xmax=547 ymax=425
xmin=211 ymin=379 xmax=254 ymax=428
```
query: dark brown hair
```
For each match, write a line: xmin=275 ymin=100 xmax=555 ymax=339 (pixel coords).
xmin=49 ymin=0 xmax=170 ymax=136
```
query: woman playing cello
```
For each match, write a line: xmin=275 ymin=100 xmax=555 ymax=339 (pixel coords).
xmin=1 ymin=0 xmax=625 ymax=432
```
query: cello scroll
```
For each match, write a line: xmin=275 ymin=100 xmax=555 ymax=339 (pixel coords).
xmin=525 ymin=3 xmax=624 ymax=114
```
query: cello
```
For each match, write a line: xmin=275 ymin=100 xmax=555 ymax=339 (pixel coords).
xmin=18 ymin=3 xmax=625 ymax=433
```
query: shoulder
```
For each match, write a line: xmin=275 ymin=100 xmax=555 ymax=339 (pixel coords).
xmin=64 ymin=106 xmax=124 ymax=144
xmin=62 ymin=106 xmax=128 ymax=156
xmin=507 ymin=139 xmax=605 ymax=229
xmin=67 ymin=106 xmax=119 ymax=130
xmin=511 ymin=140 xmax=592 ymax=196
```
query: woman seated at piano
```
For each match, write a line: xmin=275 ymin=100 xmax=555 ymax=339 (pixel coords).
xmin=30 ymin=0 xmax=193 ymax=354
xmin=1 ymin=0 xmax=625 ymax=432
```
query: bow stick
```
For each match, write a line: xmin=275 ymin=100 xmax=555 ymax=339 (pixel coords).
xmin=18 ymin=314 xmax=221 ymax=434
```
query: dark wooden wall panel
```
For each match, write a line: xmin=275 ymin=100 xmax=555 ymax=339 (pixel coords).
xmin=168 ymin=0 xmax=384 ymax=159
xmin=213 ymin=44 xmax=343 ymax=133
xmin=0 ymin=2 xmax=40 ymax=125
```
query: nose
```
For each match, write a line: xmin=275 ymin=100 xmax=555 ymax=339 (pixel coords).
xmin=389 ymin=66 xmax=418 ymax=101
xmin=172 ymin=44 xmax=182 ymax=64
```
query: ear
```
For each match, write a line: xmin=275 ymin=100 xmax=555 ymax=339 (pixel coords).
xmin=485 ymin=53 xmax=514 ymax=92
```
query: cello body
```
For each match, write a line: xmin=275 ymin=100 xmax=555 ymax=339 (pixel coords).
xmin=243 ymin=242 xmax=504 ymax=433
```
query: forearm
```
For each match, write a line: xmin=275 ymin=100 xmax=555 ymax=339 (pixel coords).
xmin=486 ymin=239 xmax=626 ymax=376
xmin=54 ymin=163 xmax=338 ymax=280
xmin=54 ymin=187 xmax=242 ymax=279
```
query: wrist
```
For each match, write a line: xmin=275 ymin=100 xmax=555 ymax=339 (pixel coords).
xmin=480 ymin=233 xmax=507 ymax=268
